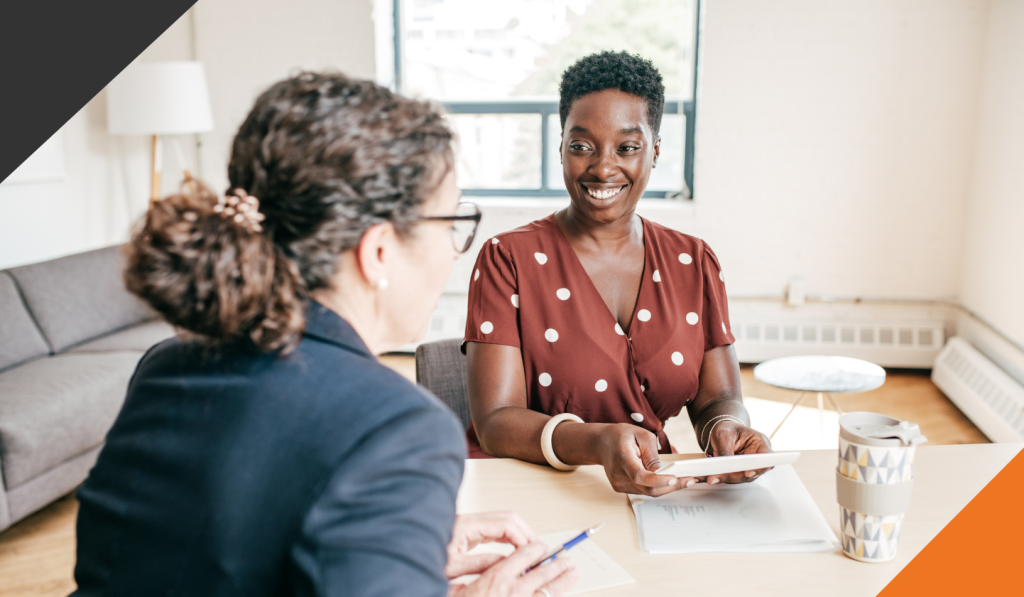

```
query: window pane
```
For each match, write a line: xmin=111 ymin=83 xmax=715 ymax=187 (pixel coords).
xmin=402 ymin=0 xmax=696 ymax=101
xmin=450 ymin=114 xmax=542 ymax=189
xmin=546 ymin=113 xmax=562 ymax=190
xmin=648 ymin=113 xmax=686 ymax=192
xmin=546 ymin=112 xmax=687 ymax=193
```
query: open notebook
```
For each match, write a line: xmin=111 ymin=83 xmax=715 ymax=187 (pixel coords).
xmin=452 ymin=529 xmax=635 ymax=594
xmin=630 ymin=464 xmax=839 ymax=553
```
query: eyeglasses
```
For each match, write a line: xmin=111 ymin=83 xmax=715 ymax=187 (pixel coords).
xmin=415 ymin=201 xmax=482 ymax=254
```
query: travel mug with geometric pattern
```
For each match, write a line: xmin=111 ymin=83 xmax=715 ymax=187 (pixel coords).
xmin=836 ymin=412 xmax=927 ymax=563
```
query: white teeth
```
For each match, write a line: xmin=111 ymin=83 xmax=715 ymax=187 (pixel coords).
xmin=586 ymin=186 xmax=623 ymax=199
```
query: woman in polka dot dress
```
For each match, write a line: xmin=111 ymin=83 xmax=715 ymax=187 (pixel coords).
xmin=463 ymin=52 xmax=773 ymax=496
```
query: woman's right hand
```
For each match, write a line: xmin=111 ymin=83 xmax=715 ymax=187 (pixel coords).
xmin=447 ymin=541 xmax=579 ymax=597
xmin=595 ymin=424 xmax=697 ymax=496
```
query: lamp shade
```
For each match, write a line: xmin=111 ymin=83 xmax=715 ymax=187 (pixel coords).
xmin=107 ymin=61 xmax=214 ymax=135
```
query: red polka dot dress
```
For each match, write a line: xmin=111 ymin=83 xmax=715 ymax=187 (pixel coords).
xmin=462 ymin=214 xmax=735 ymax=458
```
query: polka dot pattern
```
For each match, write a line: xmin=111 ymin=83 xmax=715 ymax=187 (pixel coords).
xmin=461 ymin=215 xmax=736 ymax=458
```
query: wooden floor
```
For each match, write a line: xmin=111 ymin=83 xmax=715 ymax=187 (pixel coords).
xmin=736 ymin=366 xmax=987 ymax=445
xmin=0 ymin=495 xmax=77 ymax=597
xmin=0 ymin=360 xmax=986 ymax=596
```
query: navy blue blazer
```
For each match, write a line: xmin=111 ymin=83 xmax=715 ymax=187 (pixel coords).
xmin=72 ymin=302 xmax=466 ymax=596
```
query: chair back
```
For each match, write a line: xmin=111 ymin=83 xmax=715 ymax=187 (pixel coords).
xmin=415 ymin=338 xmax=472 ymax=430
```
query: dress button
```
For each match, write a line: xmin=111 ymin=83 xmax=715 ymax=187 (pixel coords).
xmin=631 ymin=413 xmax=644 ymax=423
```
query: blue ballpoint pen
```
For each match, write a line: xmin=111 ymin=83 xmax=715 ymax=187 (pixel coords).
xmin=523 ymin=523 xmax=604 ymax=574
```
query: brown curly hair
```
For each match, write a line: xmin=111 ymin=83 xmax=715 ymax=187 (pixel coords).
xmin=124 ymin=72 xmax=454 ymax=352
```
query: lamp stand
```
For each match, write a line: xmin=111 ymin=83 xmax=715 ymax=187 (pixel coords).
xmin=149 ymin=134 xmax=163 ymax=205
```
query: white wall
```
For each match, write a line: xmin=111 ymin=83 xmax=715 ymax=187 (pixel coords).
xmin=192 ymin=0 xmax=377 ymax=193
xmin=959 ymin=0 xmax=1024 ymax=349
xmin=692 ymin=0 xmax=988 ymax=301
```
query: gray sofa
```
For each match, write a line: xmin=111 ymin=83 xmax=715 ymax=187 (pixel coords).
xmin=0 ymin=246 xmax=174 ymax=531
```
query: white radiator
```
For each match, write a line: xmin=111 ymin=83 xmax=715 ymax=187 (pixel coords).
xmin=931 ymin=337 xmax=1024 ymax=443
xmin=732 ymin=318 xmax=945 ymax=368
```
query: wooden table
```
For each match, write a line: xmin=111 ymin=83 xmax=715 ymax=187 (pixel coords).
xmin=457 ymin=444 xmax=1022 ymax=596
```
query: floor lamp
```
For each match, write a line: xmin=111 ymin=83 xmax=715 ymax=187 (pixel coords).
xmin=106 ymin=61 xmax=214 ymax=206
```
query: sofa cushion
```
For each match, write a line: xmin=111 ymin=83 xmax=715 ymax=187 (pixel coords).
xmin=0 ymin=351 xmax=143 ymax=489
xmin=0 ymin=272 xmax=50 ymax=372
xmin=70 ymin=320 xmax=176 ymax=353
xmin=7 ymin=246 xmax=154 ymax=353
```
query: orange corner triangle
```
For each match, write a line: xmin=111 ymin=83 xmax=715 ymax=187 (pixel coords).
xmin=879 ymin=447 xmax=1024 ymax=595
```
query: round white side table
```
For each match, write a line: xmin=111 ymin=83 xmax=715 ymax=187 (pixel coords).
xmin=753 ymin=355 xmax=886 ymax=442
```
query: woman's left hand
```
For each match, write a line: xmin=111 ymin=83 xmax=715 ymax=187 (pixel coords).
xmin=704 ymin=421 xmax=773 ymax=485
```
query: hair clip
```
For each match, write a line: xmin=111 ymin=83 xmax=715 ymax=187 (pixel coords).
xmin=213 ymin=188 xmax=266 ymax=233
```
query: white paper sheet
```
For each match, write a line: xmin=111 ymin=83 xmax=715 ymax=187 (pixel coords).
xmin=629 ymin=464 xmax=839 ymax=554
xmin=453 ymin=529 xmax=635 ymax=594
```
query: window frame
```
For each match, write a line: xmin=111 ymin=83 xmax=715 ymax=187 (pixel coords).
xmin=393 ymin=0 xmax=701 ymax=199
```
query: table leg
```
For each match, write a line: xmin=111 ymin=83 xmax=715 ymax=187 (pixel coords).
xmin=817 ymin=392 xmax=825 ymax=446
xmin=825 ymin=392 xmax=843 ymax=415
xmin=769 ymin=391 xmax=807 ymax=440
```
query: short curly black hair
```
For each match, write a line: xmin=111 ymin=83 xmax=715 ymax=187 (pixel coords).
xmin=558 ymin=51 xmax=666 ymax=135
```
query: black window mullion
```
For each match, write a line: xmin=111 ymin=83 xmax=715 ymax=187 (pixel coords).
xmin=683 ymin=101 xmax=695 ymax=198
xmin=392 ymin=0 xmax=402 ymax=91
xmin=540 ymin=106 xmax=550 ymax=193
xmin=440 ymin=99 xmax=677 ymax=199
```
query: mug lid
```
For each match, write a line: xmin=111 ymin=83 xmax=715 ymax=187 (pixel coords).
xmin=839 ymin=412 xmax=928 ymax=447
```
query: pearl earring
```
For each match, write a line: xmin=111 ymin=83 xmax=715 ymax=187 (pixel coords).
xmin=376 ymin=277 xmax=389 ymax=290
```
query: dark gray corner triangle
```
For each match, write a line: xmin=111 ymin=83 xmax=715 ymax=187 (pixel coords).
xmin=0 ymin=0 xmax=198 ymax=183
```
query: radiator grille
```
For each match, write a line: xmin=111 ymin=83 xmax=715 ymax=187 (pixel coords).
xmin=940 ymin=345 xmax=1024 ymax=435
xmin=732 ymin=320 xmax=944 ymax=349
xmin=932 ymin=337 xmax=1024 ymax=442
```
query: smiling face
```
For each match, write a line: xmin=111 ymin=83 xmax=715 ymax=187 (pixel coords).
xmin=561 ymin=88 xmax=660 ymax=224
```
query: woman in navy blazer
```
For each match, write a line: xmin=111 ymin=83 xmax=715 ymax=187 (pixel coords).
xmin=72 ymin=72 xmax=577 ymax=597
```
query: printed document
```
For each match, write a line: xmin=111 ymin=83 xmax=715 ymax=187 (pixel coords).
xmin=630 ymin=464 xmax=839 ymax=553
